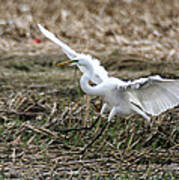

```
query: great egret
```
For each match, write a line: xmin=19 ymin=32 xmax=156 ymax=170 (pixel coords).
xmin=57 ymin=58 xmax=179 ymax=152
xmin=57 ymin=58 xmax=179 ymax=121
xmin=38 ymin=24 xmax=179 ymax=153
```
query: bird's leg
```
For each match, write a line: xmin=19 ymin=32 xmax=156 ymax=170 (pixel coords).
xmin=100 ymin=103 xmax=109 ymax=115
xmin=130 ymin=103 xmax=151 ymax=122
xmin=60 ymin=114 xmax=101 ymax=133
xmin=80 ymin=107 xmax=116 ymax=154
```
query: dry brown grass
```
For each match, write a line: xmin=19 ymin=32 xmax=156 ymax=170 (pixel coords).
xmin=0 ymin=81 xmax=178 ymax=178
xmin=0 ymin=54 xmax=178 ymax=179
xmin=0 ymin=0 xmax=179 ymax=179
xmin=0 ymin=0 xmax=179 ymax=61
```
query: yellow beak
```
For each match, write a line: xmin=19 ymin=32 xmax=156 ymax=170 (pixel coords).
xmin=56 ymin=59 xmax=78 ymax=66
xmin=56 ymin=61 xmax=71 ymax=66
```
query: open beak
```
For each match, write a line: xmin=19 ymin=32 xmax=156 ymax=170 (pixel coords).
xmin=56 ymin=61 xmax=71 ymax=66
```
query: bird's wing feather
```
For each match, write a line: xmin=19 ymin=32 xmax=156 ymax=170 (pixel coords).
xmin=121 ymin=75 xmax=179 ymax=116
xmin=38 ymin=24 xmax=109 ymax=84
xmin=38 ymin=24 xmax=78 ymax=59
xmin=38 ymin=24 xmax=108 ymax=84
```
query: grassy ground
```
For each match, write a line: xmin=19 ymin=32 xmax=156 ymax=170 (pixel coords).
xmin=0 ymin=53 xmax=178 ymax=179
xmin=0 ymin=0 xmax=179 ymax=179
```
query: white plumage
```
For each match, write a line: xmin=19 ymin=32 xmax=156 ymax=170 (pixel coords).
xmin=124 ymin=76 xmax=179 ymax=116
xmin=38 ymin=24 xmax=77 ymax=59
xmin=38 ymin=24 xmax=179 ymax=122
xmin=38 ymin=24 xmax=108 ymax=84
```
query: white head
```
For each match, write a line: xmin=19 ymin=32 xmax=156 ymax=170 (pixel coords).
xmin=56 ymin=54 xmax=108 ymax=84
xmin=56 ymin=54 xmax=93 ymax=68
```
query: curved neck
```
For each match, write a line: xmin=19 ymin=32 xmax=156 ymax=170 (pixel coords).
xmin=84 ymin=61 xmax=94 ymax=77
xmin=80 ymin=73 xmax=104 ymax=96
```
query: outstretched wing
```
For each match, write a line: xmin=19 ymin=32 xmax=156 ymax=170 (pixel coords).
xmin=123 ymin=75 xmax=179 ymax=116
xmin=38 ymin=24 xmax=78 ymax=59
xmin=38 ymin=24 xmax=108 ymax=84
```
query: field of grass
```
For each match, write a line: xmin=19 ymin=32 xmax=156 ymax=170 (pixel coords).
xmin=0 ymin=53 xmax=178 ymax=179
xmin=0 ymin=0 xmax=179 ymax=179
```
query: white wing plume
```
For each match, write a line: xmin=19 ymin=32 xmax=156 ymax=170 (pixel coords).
xmin=38 ymin=24 xmax=78 ymax=59
xmin=38 ymin=24 xmax=108 ymax=84
xmin=124 ymin=75 xmax=179 ymax=116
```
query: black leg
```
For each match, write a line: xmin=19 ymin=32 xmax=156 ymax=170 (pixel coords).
xmin=80 ymin=120 xmax=109 ymax=154
xmin=60 ymin=114 xmax=101 ymax=133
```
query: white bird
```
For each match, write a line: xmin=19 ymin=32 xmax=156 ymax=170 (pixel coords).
xmin=57 ymin=58 xmax=179 ymax=122
xmin=38 ymin=24 xmax=179 ymax=152
xmin=56 ymin=57 xmax=179 ymax=153
xmin=38 ymin=24 xmax=179 ymax=122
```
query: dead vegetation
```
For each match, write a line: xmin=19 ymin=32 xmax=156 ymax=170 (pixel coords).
xmin=0 ymin=54 xmax=178 ymax=179
xmin=0 ymin=0 xmax=179 ymax=61
xmin=0 ymin=81 xmax=179 ymax=179
xmin=0 ymin=0 xmax=179 ymax=179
